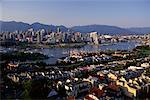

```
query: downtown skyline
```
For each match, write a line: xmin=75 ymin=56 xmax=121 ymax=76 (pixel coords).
xmin=1 ymin=1 xmax=150 ymax=100
xmin=0 ymin=0 xmax=150 ymax=27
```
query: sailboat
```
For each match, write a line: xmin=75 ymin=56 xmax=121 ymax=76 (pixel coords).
xmin=49 ymin=54 xmax=54 ymax=58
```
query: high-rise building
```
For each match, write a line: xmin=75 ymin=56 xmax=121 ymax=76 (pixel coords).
xmin=40 ymin=29 xmax=45 ymax=41
xmin=55 ymin=27 xmax=62 ymax=43
xmin=2 ymin=32 xmax=10 ymax=40
xmin=37 ymin=31 xmax=41 ymax=43
xmin=57 ymin=27 xmax=60 ymax=33
xmin=62 ymin=32 xmax=69 ymax=43
xmin=46 ymin=32 xmax=56 ymax=44
xmin=74 ymin=32 xmax=82 ymax=42
xmin=89 ymin=32 xmax=99 ymax=45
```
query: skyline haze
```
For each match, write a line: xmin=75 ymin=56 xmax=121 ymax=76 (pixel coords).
xmin=0 ymin=0 xmax=150 ymax=27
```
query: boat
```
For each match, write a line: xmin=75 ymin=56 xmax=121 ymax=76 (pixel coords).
xmin=49 ymin=54 xmax=54 ymax=58
xmin=62 ymin=51 xmax=69 ymax=55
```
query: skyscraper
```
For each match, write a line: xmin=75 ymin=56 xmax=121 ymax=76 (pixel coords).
xmin=89 ymin=32 xmax=99 ymax=45
xmin=37 ymin=31 xmax=41 ymax=43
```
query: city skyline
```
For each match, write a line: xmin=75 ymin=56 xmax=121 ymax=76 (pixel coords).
xmin=0 ymin=0 xmax=150 ymax=28
xmin=1 ymin=1 xmax=150 ymax=100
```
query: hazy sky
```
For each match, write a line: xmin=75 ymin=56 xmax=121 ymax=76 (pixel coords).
xmin=0 ymin=0 xmax=150 ymax=27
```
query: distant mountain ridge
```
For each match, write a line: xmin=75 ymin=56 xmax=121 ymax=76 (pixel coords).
xmin=0 ymin=21 xmax=30 ymax=32
xmin=0 ymin=21 xmax=150 ymax=35
xmin=127 ymin=27 xmax=150 ymax=34
xmin=70 ymin=25 xmax=133 ymax=35
xmin=0 ymin=21 xmax=68 ymax=32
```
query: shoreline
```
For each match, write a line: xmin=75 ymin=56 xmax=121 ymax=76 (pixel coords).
xmin=0 ymin=41 xmax=136 ymax=49
xmin=0 ymin=42 xmax=87 ymax=49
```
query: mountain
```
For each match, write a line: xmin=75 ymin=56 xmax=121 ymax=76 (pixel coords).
xmin=0 ymin=21 xmax=68 ymax=32
xmin=0 ymin=21 xmax=30 ymax=32
xmin=31 ymin=22 xmax=68 ymax=32
xmin=31 ymin=22 xmax=57 ymax=32
xmin=128 ymin=27 xmax=150 ymax=34
xmin=70 ymin=25 xmax=133 ymax=35
xmin=0 ymin=21 xmax=150 ymax=34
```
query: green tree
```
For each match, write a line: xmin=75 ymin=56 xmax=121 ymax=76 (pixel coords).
xmin=21 ymin=80 xmax=32 ymax=99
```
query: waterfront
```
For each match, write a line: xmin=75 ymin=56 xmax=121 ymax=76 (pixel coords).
xmin=42 ymin=41 xmax=139 ymax=64
xmin=0 ymin=41 xmax=140 ymax=64
xmin=1 ymin=0 xmax=150 ymax=99
xmin=2 ymin=44 xmax=150 ymax=99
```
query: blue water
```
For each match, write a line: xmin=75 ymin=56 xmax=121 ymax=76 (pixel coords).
xmin=41 ymin=41 xmax=139 ymax=64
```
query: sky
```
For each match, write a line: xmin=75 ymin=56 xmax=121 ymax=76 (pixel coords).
xmin=0 ymin=0 xmax=150 ymax=27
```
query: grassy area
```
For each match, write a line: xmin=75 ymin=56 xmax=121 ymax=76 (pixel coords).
xmin=135 ymin=45 xmax=150 ymax=57
xmin=139 ymin=49 xmax=150 ymax=56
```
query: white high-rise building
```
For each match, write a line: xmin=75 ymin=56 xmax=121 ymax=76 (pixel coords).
xmin=40 ymin=29 xmax=45 ymax=40
xmin=89 ymin=32 xmax=99 ymax=45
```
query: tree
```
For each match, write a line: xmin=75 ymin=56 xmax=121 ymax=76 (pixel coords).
xmin=21 ymin=80 xmax=32 ymax=99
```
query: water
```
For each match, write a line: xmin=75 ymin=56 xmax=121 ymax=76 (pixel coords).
xmin=0 ymin=41 xmax=139 ymax=64
xmin=41 ymin=41 xmax=139 ymax=64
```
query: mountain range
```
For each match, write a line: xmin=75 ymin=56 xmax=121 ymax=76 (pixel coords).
xmin=0 ymin=21 xmax=150 ymax=35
